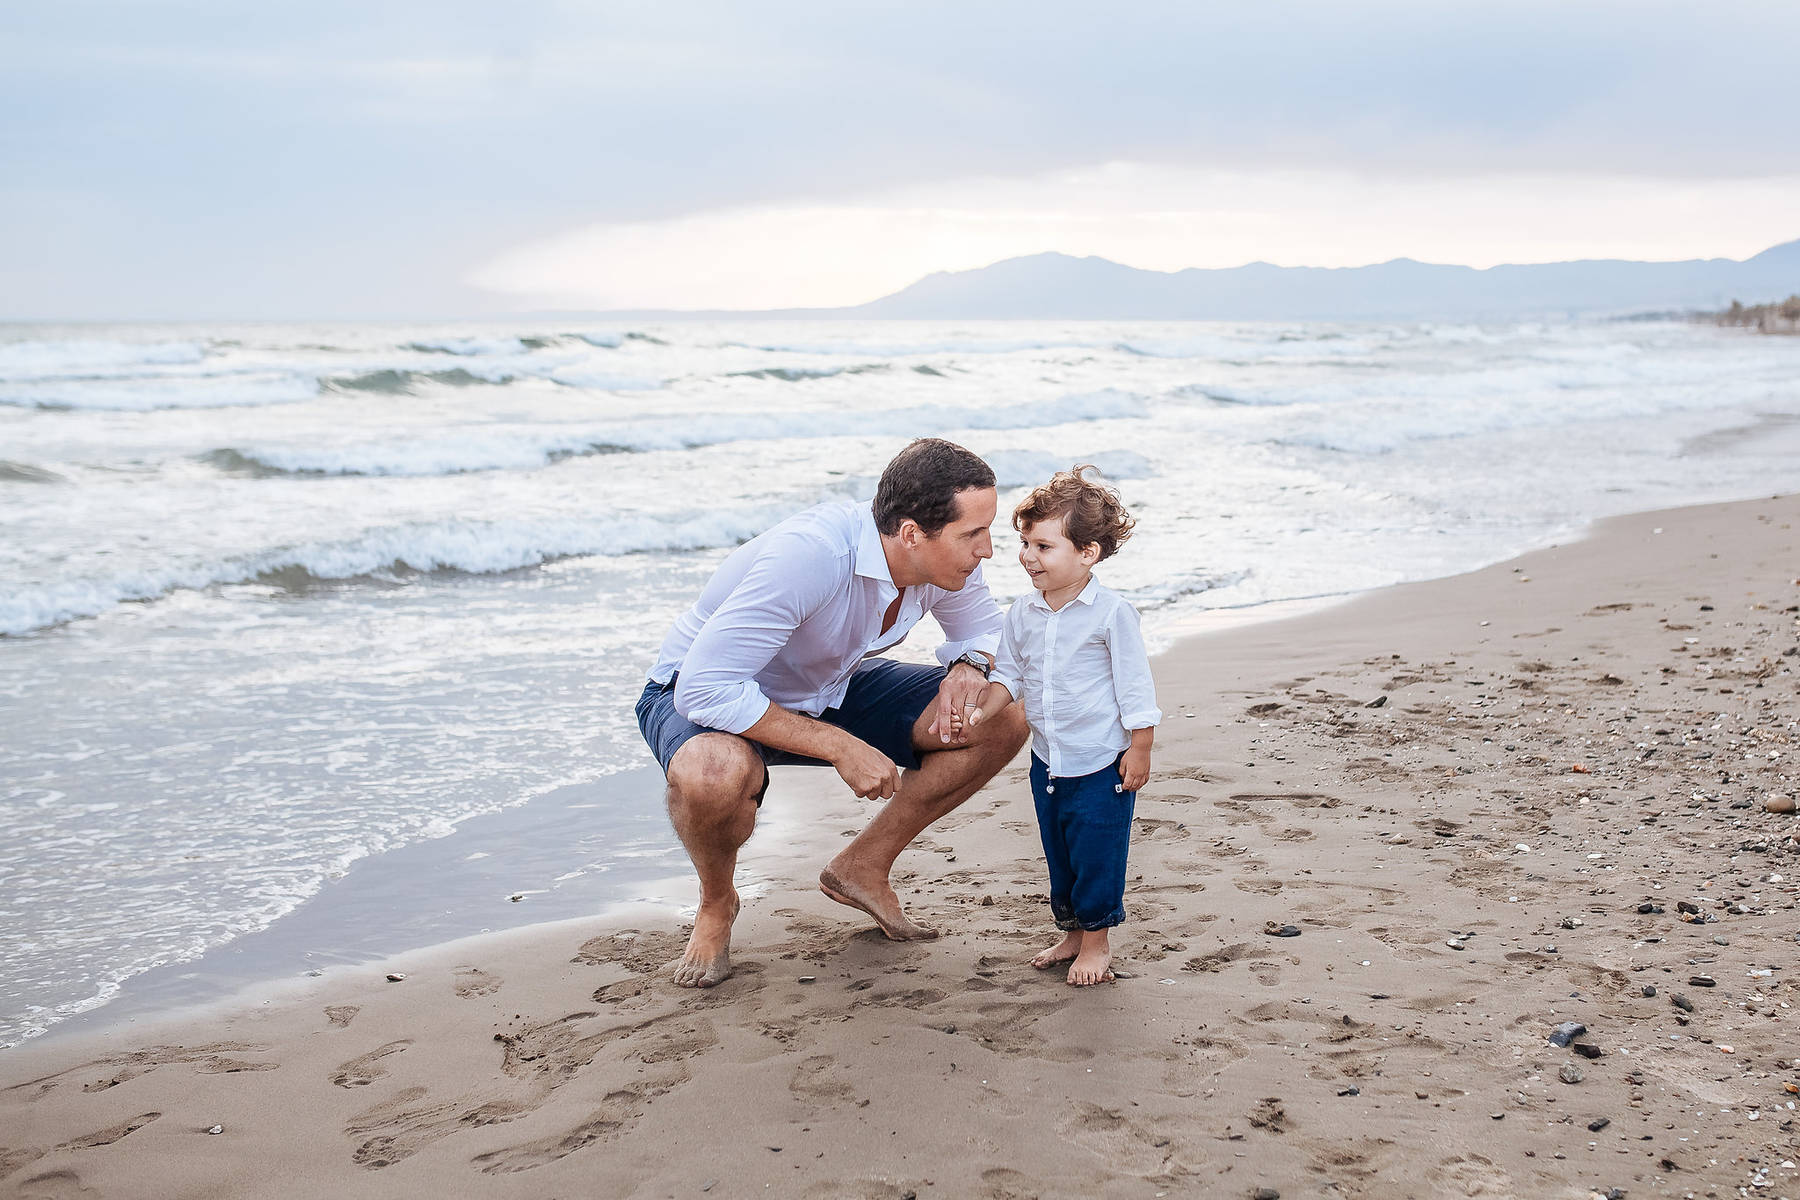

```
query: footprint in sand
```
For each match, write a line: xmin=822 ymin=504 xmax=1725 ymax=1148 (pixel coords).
xmin=54 ymin=1112 xmax=161 ymax=1151
xmin=1056 ymin=1101 xmax=1176 ymax=1176
xmin=470 ymin=1111 xmax=624 ymax=1175
xmin=452 ymin=966 xmax=502 ymax=998
xmin=330 ymin=1040 xmax=413 ymax=1088
xmin=15 ymin=1170 xmax=89 ymax=1200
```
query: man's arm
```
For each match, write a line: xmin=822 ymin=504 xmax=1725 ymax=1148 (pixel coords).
xmin=739 ymin=705 xmax=900 ymax=800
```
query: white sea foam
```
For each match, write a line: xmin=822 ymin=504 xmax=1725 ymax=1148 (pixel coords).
xmin=404 ymin=335 xmax=530 ymax=356
xmin=0 ymin=370 xmax=319 ymax=411
xmin=0 ymin=338 xmax=209 ymax=379
xmin=0 ymin=508 xmax=782 ymax=636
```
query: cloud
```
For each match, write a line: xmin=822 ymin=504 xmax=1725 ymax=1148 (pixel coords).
xmin=5 ymin=1 xmax=1799 ymax=316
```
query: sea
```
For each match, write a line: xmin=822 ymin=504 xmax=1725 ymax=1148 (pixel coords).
xmin=4 ymin=317 xmax=1800 ymax=1048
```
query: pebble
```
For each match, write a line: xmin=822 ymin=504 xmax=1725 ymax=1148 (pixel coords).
xmin=1490 ymin=1111 xmax=1504 ymax=1120
xmin=1587 ymin=1117 xmax=1610 ymax=1132
xmin=1573 ymin=1042 xmax=1603 ymax=1060
xmin=980 ymin=894 xmax=995 ymax=906
xmin=1688 ymin=975 xmax=1716 ymax=988
xmin=1446 ymin=940 xmax=1466 ymax=951
xmin=798 ymin=976 xmax=816 ymax=984
xmin=1548 ymin=1021 xmax=1587 ymax=1047
xmin=206 ymin=1124 xmax=223 ymax=1135
xmin=1635 ymin=902 xmax=1661 ymax=914
xmin=1766 ymin=795 xmax=1797 ymax=814
xmin=386 ymin=973 xmax=406 ymax=983
xmin=1676 ymin=900 xmax=1700 ymax=914
xmin=1253 ymin=1189 xmax=1281 ymax=1200
xmin=1559 ymin=916 xmax=1584 ymax=929
xmin=1265 ymin=923 xmax=1302 ymax=938
xmin=1671 ymin=994 xmax=1695 ymax=1012
xmin=1337 ymin=1086 xmax=1360 ymax=1097
xmin=1641 ymin=985 xmax=1657 ymax=997
xmin=1559 ymin=1064 xmax=1585 ymax=1084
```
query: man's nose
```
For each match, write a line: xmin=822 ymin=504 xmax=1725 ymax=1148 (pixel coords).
xmin=976 ymin=531 xmax=992 ymax=559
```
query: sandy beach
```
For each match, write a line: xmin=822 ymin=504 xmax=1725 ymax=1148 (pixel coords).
xmin=3 ymin=494 xmax=1797 ymax=1200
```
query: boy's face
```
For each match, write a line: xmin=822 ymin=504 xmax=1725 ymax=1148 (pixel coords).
xmin=1017 ymin=517 xmax=1100 ymax=598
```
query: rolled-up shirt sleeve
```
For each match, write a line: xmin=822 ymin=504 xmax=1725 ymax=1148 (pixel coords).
xmin=987 ymin=602 xmax=1025 ymax=702
xmin=1106 ymin=601 xmax=1163 ymax=730
xmin=673 ymin=532 xmax=838 ymax=734
xmin=929 ymin=562 xmax=1005 ymax=666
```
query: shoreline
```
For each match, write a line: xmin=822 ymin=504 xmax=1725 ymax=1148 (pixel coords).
xmin=0 ymin=496 xmax=1764 ymax=1047
xmin=5 ymin=492 xmax=1798 ymax=1198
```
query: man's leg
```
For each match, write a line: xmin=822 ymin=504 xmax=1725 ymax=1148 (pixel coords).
xmin=820 ymin=702 xmax=1028 ymax=939
xmin=663 ymin=732 xmax=764 ymax=987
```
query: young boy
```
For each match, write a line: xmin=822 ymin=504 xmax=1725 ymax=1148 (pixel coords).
xmin=964 ymin=466 xmax=1160 ymax=986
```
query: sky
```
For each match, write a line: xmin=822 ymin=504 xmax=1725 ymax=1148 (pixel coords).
xmin=4 ymin=1 xmax=1799 ymax=319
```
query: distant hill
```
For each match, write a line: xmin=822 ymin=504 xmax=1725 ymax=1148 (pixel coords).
xmin=832 ymin=238 xmax=1800 ymax=321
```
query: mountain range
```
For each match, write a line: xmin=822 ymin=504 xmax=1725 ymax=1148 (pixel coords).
xmin=603 ymin=238 xmax=1800 ymax=321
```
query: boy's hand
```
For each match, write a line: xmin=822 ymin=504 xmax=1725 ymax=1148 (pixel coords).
xmin=1118 ymin=745 xmax=1151 ymax=792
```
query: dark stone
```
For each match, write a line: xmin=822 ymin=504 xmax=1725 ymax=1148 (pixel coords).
xmin=1573 ymin=1042 xmax=1603 ymax=1059
xmin=1365 ymin=695 xmax=1388 ymax=708
xmin=1671 ymin=994 xmax=1695 ymax=1012
xmin=1588 ymin=1117 xmax=1612 ymax=1132
xmin=1641 ymin=985 xmax=1657 ymax=997
xmin=1547 ymin=1021 xmax=1587 ymax=1047
xmin=1688 ymin=975 xmax=1716 ymax=988
xmin=1337 ymin=1086 xmax=1360 ymax=1096
xmin=1676 ymin=901 xmax=1700 ymax=914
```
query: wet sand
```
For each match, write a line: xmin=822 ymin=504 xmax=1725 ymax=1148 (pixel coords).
xmin=3 ymin=495 xmax=1798 ymax=1199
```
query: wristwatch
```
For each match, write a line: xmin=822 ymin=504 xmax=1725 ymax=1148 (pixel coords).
xmin=953 ymin=652 xmax=993 ymax=679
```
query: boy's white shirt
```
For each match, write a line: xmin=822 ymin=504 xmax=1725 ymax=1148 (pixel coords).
xmin=989 ymin=575 xmax=1162 ymax=778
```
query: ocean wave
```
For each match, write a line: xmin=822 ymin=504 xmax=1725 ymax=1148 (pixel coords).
xmin=983 ymin=449 xmax=1155 ymax=488
xmin=0 ymin=371 xmax=320 ymax=411
xmin=403 ymin=336 xmax=530 ymax=356
xmin=200 ymin=389 xmax=1153 ymax=477
xmin=0 ymin=338 xmax=209 ymax=380
xmin=0 ymin=509 xmax=785 ymax=637
xmin=725 ymin=364 xmax=887 ymax=382
xmin=0 ymin=460 xmax=67 ymax=484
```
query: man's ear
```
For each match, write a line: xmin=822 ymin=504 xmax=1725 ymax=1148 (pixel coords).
xmin=896 ymin=518 xmax=922 ymax=548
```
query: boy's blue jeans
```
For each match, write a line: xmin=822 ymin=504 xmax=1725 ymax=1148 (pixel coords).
xmin=1030 ymin=753 xmax=1135 ymax=932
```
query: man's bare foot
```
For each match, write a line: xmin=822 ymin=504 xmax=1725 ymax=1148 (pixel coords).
xmin=818 ymin=860 xmax=938 ymax=941
xmin=1030 ymin=932 xmax=1082 ymax=970
xmin=1067 ymin=929 xmax=1113 ymax=987
xmin=672 ymin=894 xmax=738 ymax=988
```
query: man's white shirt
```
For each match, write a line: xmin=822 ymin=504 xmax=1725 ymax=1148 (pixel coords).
xmin=649 ymin=502 xmax=1003 ymax=734
xmin=989 ymin=576 xmax=1162 ymax=777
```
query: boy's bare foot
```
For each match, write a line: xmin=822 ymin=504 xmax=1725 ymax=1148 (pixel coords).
xmin=672 ymin=893 xmax=739 ymax=988
xmin=819 ymin=860 xmax=938 ymax=941
xmin=1030 ymin=932 xmax=1083 ymax=970
xmin=1067 ymin=930 xmax=1114 ymax=986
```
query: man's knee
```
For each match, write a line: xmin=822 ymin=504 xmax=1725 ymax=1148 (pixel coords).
xmin=666 ymin=734 xmax=764 ymax=818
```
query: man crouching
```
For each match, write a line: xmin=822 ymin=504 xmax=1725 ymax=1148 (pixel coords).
xmin=635 ymin=438 xmax=1029 ymax=986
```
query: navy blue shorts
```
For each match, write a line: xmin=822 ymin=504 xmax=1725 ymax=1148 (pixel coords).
xmin=636 ymin=659 xmax=947 ymax=804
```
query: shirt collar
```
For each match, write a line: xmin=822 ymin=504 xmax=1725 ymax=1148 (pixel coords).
xmin=853 ymin=504 xmax=896 ymax=587
xmin=1026 ymin=575 xmax=1100 ymax=610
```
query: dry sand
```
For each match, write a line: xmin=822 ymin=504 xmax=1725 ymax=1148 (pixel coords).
xmin=3 ymin=495 xmax=1798 ymax=1200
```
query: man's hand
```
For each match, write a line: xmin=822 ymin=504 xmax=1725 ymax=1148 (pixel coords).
xmin=1118 ymin=743 xmax=1151 ymax=792
xmin=929 ymin=661 xmax=989 ymax=744
xmin=834 ymin=737 xmax=901 ymax=800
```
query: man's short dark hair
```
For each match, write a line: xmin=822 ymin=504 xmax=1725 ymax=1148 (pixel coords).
xmin=873 ymin=438 xmax=996 ymax=536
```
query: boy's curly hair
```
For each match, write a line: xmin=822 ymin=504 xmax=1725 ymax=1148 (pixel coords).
xmin=1012 ymin=465 xmax=1136 ymax=561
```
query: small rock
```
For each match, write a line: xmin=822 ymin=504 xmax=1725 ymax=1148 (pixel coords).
xmin=1671 ymin=994 xmax=1695 ymax=1012
xmin=980 ymin=894 xmax=995 ymax=906
xmin=1559 ymin=916 xmax=1584 ymax=929
xmin=386 ymin=973 xmax=406 ymax=983
xmin=1766 ymin=795 xmax=1797 ymax=814
xmin=1688 ymin=975 xmax=1716 ymax=988
xmin=1365 ymin=695 xmax=1388 ymax=709
xmin=1490 ymin=1111 xmax=1504 ymax=1120
xmin=1573 ymin=1042 xmax=1603 ymax=1059
xmin=1548 ymin=1021 xmax=1587 ymax=1047
xmin=1446 ymin=940 xmax=1466 ymax=951
xmin=798 ymin=975 xmax=816 ymax=984
xmin=206 ymin=1124 xmax=223 ymax=1135
xmin=1253 ymin=1189 xmax=1281 ymax=1200
xmin=509 ymin=893 xmax=523 ymax=902
xmin=1264 ymin=923 xmax=1302 ymax=938
xmin=1588 ymin=1117 xmax=1611 ymax=1132
xmin=1640 ymin=985 xmax=1656 ymax=997
xmin=1559 ymin=1064 xmax=1584 ymax=1084
xmin=1676 ymin=900 xmax=1700 ymax=915
xmin=1636 ymin=903 xmax=1656 ymax=914
xmin=1337 ymin=1086 xmax=1360 ymax=1097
